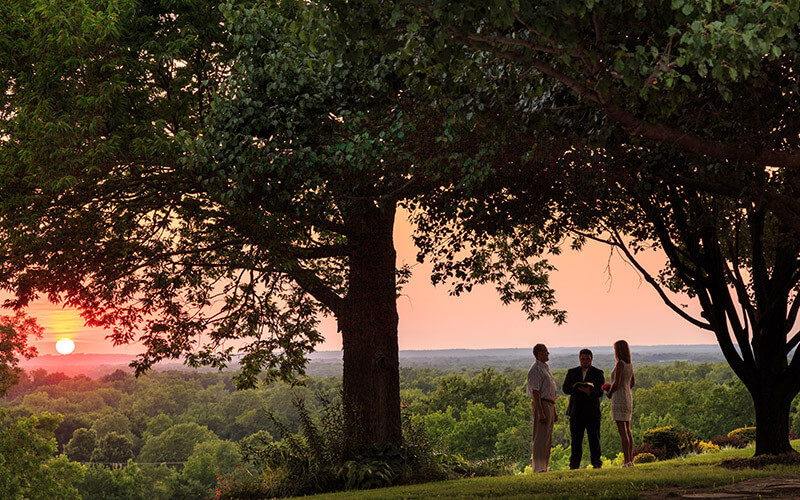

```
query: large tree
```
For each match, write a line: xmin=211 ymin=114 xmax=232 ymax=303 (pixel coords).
xmin=396 ymin=0 xmax=800 ymax=454
xmin=0 ymin=0 xmax=557 ymax=449
xmin=0 ymin=0 xmax=407 ymax=447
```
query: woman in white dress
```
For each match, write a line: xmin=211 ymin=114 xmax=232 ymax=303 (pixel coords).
xmin=606 ymin=340 xmax=635 ymax=466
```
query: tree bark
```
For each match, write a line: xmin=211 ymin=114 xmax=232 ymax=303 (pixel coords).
xmin=338 ymin=203 xmax=402 ymax=450
xmin=751 ymin=382 xmax=794 ymax=456
xmin=750 ymin=329 xmax=796 ymax=456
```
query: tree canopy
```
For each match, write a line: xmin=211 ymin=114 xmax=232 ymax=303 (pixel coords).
xmin=3 ymin=0 xmax=798 ymax=457
xmin=392 ymin=0 xmax=800 ymax=455
xmin=0 ymin=312 xmax=42 ymax=395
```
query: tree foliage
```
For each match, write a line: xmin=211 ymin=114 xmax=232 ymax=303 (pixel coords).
xmin=401 ymin=0 xmax=799 ymax=170
xmin=0 ymin=411 xmax=84 ymax=500
xmin=65 ymin=428 xmax=97 ymax=463
xmin=387 ymin=0 xmax=800 ymax=455
xmin=138 ymin=423 xmax=218 ymax=464
xmin=91 ymin=431 xmax=135 ymax=464
xmin=0 ymin=312 xmax=42 ymax=395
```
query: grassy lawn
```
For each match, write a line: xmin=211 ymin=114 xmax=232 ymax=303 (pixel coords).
xmin=295 ymin=442 xmax=800 ymax=500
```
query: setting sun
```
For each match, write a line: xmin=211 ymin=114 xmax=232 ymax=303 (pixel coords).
xmin=55 ymin=338 xmax=75 ymax=355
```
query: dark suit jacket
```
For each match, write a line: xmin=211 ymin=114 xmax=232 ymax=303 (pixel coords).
xmin=562 ymin=365 xmax=605 ymax=419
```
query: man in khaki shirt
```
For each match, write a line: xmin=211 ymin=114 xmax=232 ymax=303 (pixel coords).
xmin=526 ymin=343 xmax=558 ymax=472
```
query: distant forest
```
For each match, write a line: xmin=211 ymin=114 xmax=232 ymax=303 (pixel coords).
xmin=4 ymin=352 xmax=796 ymax=499
xmin=20 ymin=344 xmax=730 ymax=378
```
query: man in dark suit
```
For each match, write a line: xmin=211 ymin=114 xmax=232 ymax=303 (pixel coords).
xmin=562 ymin=348 xmax=605 ymax=469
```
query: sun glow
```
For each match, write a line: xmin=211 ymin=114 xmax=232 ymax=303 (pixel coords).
xmin=55 ymin=338 xmax=75 ymax=355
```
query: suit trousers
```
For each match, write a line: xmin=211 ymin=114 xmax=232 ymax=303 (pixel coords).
xmin=569 ymin=414 xmax=602 ymax=469
xmin=531 ymin=399 xmax=555 ymax=472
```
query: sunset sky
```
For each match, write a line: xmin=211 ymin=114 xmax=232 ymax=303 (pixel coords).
xmin=20 ymin=211 xmax=710 ymax=357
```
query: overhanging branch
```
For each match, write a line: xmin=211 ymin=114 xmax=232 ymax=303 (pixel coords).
xmin=432 ymin=14 xmax=800 ymax=170
xmin=606 ymin=227 xmax=712 ymax=330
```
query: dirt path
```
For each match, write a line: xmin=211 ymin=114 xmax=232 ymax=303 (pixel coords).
xmin=641 ymin=475 xmax=800 ymax=499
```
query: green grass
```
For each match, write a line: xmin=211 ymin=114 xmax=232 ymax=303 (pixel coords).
xmin=293 ymin=442 xmax=800 ymax=500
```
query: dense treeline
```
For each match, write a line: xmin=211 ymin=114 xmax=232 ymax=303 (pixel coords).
xmin=402 ymin=361 xmax=762 ymax=470
xmin=1 ymin=361 xmax=796 ymax=498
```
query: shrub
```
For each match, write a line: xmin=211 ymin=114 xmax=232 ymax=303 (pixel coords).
xmin=214 ymin=466 xmax=270 ymax=500
xmin=340 ymin=458 xmax=394 ymax=490
xmin=218 ymin=394 xmax=448 ymax=499
xmin=400 ymin=410 xmax=447 ymax=482
xmin=229 ymin=396 xmax=344 ymax=498
xmin=696 ymin=440 xmax=720 ymax=454
xmin=632 ymin=442 xmax=666 ymax=460
xmin=711 ymin=435 xmax=746 ymax=448
xmin=641 ymin=426 xmax=694 ymax=459
xmin=728 ymin=427 xmax=756 ymax=443
xmin=633 ymin=453 xmax=656 ymax=464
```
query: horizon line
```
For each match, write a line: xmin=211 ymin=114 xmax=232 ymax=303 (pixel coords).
xmin=29 ymin=343 xmax=725 ymax=358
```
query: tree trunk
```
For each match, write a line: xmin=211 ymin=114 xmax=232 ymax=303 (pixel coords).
xmin=750 ymin=327 xmax=795 ymax=455
xmin=752 ymin=383 xmax=794 ymax=455
xmin=339 ymin=203 xmax=401 ymax=450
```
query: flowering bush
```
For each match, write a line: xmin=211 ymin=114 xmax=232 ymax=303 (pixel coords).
xmin=633 ymin=452 xmax=656 ymax=464
xmin=727 ymin=427 xmax=756 ymax=443
xmin=696 ymin=440 xmax=720 ymax=454
xmin=641 ymin=426 xmax=695 ymax=459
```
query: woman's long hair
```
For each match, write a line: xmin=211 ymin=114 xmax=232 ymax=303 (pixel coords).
xmin=614 ymin=340 xmax=631 ymax=363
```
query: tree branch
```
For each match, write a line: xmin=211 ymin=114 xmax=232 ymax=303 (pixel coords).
xmin=439 ymin=19 xmax=800 ymax=169
xmin=725 ymin=239 xmax=757 ymax=336
xmin=606 ymin=227 xmax=711 ymax=330
xmin=464 ymin=32 xmax=558 ymax=55
xmin=699 ymin=227 xmax=755 ymax=367
xmin=293 ymin=244 xmax=349 ymax=260
xmin=287 ymin=264 xmax=343 ymax=315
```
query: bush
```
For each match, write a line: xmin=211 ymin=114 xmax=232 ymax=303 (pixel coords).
xmin=641 ymin=426 xmax=694 ymax=459
xmin=728 ymin=427 xmax=756 ymax=443
xmin=400 ymin=410 xmax=447 ymax=483
xmin=214 ymin=466 xmax=270 ymax=500
xmin=340 ymin=458 xmax=394 ymax=490
xmin=633 ymin=453 xmax=656 ymax=464
xmin=228 ymin=397 xmax=344 ymax=498
xmin=218 ymin=393 xmax=455 ymax=499
xmin=696 ymin=440 xmax=720 ymax=454
xmin=710 ymin=435 xmax=746 ymax=448
xmin=631 ymin=442 xmax=665 ymax=460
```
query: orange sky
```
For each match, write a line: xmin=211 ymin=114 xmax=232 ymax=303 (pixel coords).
xmin=17 ymin=210 xmax=711 ymax=356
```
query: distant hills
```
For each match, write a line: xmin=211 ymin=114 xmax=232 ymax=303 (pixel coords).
xmin=19 ymin=344 xmax=727 ymax=378
xmin=19 ymin=353 xmax=142 ymax=378
xmin=305 ymin=344 xmax=727 ymax=376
